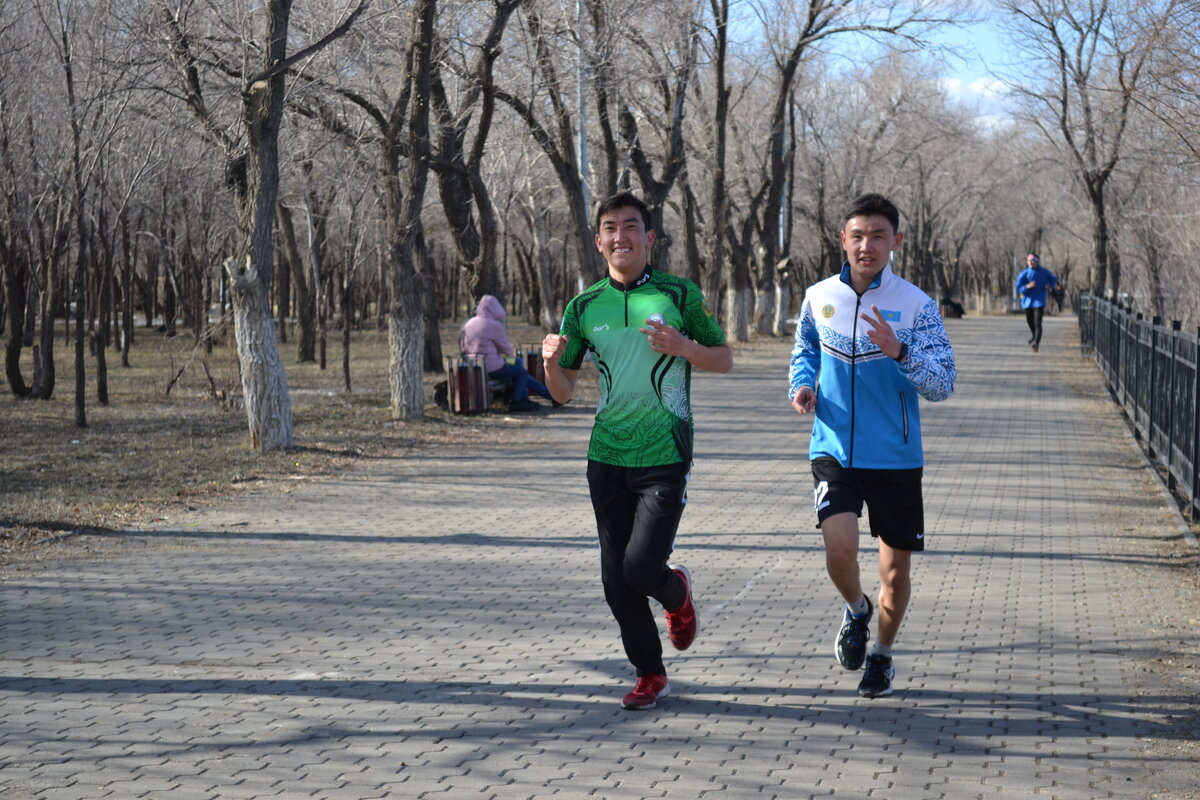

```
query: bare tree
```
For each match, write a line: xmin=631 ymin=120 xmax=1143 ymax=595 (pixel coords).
xmin=999 ymin=0 xmax=1181 ymax=298
xmin=733 ymin=0 xmax=960 ymax=339
xmin=428 ymin=1 xmax=522 ymax=304
xmin=495 ymin=0 xmax=604 ymax=287
xmin=384 ymin=0 xmax=436 ymax=420
xmin=613 ymin=3 xmax=701 ymax=274
xmin=160 ymin=0 xmax=370 ymax=448
xmin=1138 ymin=4 xmax=1200 ymax=164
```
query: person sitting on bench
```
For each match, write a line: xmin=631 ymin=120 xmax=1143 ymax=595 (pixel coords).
xmin=460 ymin=294 xmax=553 ymax=412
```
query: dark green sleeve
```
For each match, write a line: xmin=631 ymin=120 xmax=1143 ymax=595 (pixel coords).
xmin=682 ymin=281 xmax=726 ymax=347
xmin=559 ymin=298 xmax=588 ymax=370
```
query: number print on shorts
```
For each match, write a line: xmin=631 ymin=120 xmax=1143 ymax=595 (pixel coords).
xmin=813 ymin=480 xmax=831 ymax=513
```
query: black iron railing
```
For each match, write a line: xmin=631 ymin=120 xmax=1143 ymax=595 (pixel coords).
xmin=1076 ymin=293 xmax=1200 ymax=523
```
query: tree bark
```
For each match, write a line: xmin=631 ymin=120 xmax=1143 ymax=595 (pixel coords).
xmin=1088 ymin=187 xmax=1109 ymax=297
xmin=226 ymin=256 xmax=292 ymax=450
xmin=706 ymin=0 xmax=730 ymax=322
xmin=277 ymin=203 xmax=317 ymax=362
xmin=386 ymin=0 xmax=436 ymax=421
xmin=227 ymin=0 xmax=296 ymax=450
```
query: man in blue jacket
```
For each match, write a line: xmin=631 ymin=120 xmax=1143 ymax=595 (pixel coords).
xmin=789 ymin=194 xmax=956 ymax=698
xmin=1015 ymin=253 xmax=1057 ymax=352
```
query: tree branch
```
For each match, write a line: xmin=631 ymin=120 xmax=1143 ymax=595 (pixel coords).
xmin=245 ymin=0 xmax=372 ymax=88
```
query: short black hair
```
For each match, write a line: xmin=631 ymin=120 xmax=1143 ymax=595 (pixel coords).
xmin=845 ymin=193 xmax=900 ymax=233
xmin=595 ymin=191 xmax=652 ymax=231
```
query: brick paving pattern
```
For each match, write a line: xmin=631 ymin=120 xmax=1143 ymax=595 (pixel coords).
xmin=2 ymin=315 xmax=1197 ymax=799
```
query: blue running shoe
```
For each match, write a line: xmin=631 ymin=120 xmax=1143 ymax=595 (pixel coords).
xmin=858 ymin=653 xmax=895 ymax=698
xmin=835 ymin=596 xmax=873 ymax=670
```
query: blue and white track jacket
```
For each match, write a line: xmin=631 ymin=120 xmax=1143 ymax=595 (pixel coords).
xmin=788 ymin=263 xmax=956 ymax=469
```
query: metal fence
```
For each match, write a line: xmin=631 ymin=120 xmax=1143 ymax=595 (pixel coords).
xmin=1076 ymin=293 xmax=1200 ymax=523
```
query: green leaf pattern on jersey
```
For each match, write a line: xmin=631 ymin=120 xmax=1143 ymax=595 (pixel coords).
xmin=659 ymin=359 xmax=688 ymax=419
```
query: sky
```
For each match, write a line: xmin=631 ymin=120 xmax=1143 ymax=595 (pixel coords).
xmin=932 ymin=14 xmax=1022 ymax=125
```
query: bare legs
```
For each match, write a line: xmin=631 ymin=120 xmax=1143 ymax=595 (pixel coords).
xmin=821 ymin=511 xmax=911 ymax=646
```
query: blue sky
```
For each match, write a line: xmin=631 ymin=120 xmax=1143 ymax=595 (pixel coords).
xmin=932 ymin=15 xmax=1021 ymax=123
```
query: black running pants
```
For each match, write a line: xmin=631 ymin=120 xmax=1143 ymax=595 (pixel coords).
xmin=586 ymin=460 xmax=689 ymax=676
xmin=1025 ymin=306 xmax=1045 ymax=345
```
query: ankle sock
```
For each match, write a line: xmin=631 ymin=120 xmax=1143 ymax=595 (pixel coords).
xmin=847 ymin=594 xmax=870 ymax=617
xmin=872 ymin=642 xmax=893 ymax=658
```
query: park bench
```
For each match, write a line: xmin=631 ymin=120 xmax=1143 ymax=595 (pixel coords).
xmin=441 ymin=347 xmax=545 ymax=413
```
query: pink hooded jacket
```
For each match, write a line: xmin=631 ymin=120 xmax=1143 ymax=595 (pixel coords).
xmin=459 ymin=295 xmax=513 ymax=373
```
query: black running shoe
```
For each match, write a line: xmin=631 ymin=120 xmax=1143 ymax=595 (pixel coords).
xmin=858 ymin=653 xmax=895 ymax=698
xmin=835 ymin=596 xmax=873 ymax=670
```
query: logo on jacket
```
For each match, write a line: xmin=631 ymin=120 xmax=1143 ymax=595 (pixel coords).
xmin=879 ymin=309 xmax=901 ymax=323
xmin=593 ymin=324 xmax=610 ymax=333
xmin=821 ymin=304 xmax=835 ymax=319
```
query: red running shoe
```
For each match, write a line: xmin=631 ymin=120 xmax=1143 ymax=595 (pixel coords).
xmin=665 ymin=564 xmax=699 ymax=651
xmin=622 ymin=673 xmax=670 ymax=710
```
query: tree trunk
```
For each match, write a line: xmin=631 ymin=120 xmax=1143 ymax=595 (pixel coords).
xmin=119 ymin=210 xmax=135 ymax=367
xmin=772 ymin=281 xmax=791 ymax=336
xmin=95 ymin=259 xmax=111 ymax=406
xmin=277 ymin=203 xmax=317 ymax=362
xmin=95 ymin=208 xmax=113 ymax=406
xmin=226 ymin=0 xmax=296 ymax=451
xmin=706 ymin=0 xmax=730 ymax=323
xmin=3 ymin=242 xmax=31 ymax=397
xmin=386 ymin=0 xmax=436 ymax=421
xmin=418 ymin=230 xmax=443 ymax=372
xmin=226 ymin=256 xmax=293 ymax=450
xmin=33 ymin=270 xmax=57 ymax=399
xmin=678 ymin=173 xmax=704 ymax=287
xmin=142 ymin=253 xmax=157 ymax=328
xmin=72 ymin=241 xmax=86 ymax=428
xmin=163 ymin=263 xmax=178 ymax=337
xmin=725 ymin=281 xmax=753 ymax=343
xmin=1088 ymin=187 xmax=1109 ymax=297
xmin=341 ymin=265 xmax=353 ymax=393
xmin=388 ymin=295 xmax=425 ymax=418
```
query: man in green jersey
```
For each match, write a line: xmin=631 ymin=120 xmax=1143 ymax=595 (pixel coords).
xmin=542 ymin=192 xmax=733 ymax=709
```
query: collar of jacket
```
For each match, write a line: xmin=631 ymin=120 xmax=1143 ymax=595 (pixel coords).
xmin=839 ymin=261 xmax=891 ymax=292
xmin=608 ymin=267 xmax=653 ymax=291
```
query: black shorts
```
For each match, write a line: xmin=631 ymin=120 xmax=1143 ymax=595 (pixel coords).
xmin=811 ymin=457 xmax=926 ymax=552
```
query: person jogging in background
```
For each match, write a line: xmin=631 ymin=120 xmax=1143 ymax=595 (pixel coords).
xmin=1016 ymin=253 xmax=1058 ymax=352
xmin=789 ymin=193 xmax=956 ymax=699
xmin=541 ymin=191 xmax=733 ymax=710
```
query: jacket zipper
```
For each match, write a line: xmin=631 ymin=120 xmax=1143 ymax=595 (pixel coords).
xmin=849 ymin=294 xmax=862 ymax=465
xmin=899 ymin=392 xmax=909 ymax=443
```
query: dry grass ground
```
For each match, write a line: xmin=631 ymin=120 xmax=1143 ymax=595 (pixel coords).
xmin=0 ymin=320 xmax=574 ymax=562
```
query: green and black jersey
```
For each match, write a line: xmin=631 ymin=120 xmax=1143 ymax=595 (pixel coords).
xmin=558 ymin=267 xmax=727 ymax=467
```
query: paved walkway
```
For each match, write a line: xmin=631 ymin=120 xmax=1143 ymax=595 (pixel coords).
xmin=2 ymin=315 xmax=1198 ymax=800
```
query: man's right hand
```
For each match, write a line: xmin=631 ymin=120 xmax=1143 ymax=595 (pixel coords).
xmin=792 ymin=386 xmax=816 ymax=415
xmin=540 ymin=333 xmax=577 ymax=405
xmin=542 ymin=333 xmax=568 ymax=365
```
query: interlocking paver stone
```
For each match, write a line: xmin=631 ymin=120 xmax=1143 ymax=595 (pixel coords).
xmin=2 ymin=316 xmax=1197 ymax=799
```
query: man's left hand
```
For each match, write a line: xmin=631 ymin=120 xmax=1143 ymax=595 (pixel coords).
xmin=860 ymin=304 xmax=903 ymax=360
xmin=640 ymin=318 xmax=687 ymax=357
